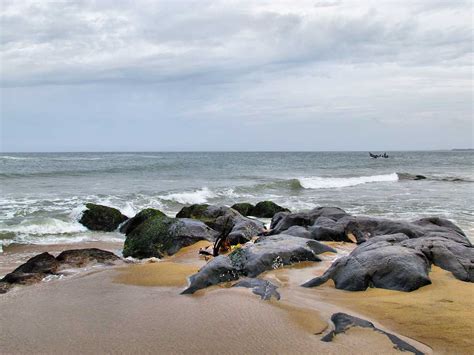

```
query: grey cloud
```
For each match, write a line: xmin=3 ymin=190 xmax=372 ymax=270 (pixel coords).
xmin=0 ymin=0 xmax=472 ymax=151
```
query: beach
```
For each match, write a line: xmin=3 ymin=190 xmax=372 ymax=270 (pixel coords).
xmin=1 ymin=237 xmax=472 ymax=354
xmin=1 ymin=151 xmax=473 ymax=354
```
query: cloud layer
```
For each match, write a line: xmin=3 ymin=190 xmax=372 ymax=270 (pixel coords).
xmin=1 ymin=0 xmax=472 ymax=151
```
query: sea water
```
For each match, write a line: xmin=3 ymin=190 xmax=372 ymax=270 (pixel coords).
xmin=1 ymin=151 xmax=473 ymax=248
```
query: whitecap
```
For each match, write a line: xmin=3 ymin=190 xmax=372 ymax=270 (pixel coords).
xmin=0 ymin=155 xmax=32 ymax=160
xmin=160 ymin=187 xmax=217 ymax=204
xmin=298 ymin=173 xmax=398 ymax=189
xmin=0 ymin=218 xmax=87 ymax=236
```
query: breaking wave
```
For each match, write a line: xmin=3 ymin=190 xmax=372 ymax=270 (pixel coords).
xmin=0 ymin=218 xmax=87 ymax=236
xmin=160 ymin=187 xmax=217 ymax=204
xmin=297 ymin=173 xmax=399 ymax=189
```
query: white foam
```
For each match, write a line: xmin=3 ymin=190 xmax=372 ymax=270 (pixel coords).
xmin=0 ymin=218 xmax=87 ymax=235
xmin=160 ymin=187 xmax=217 ymax=204
xmin=298 ymin=173 xmax=399 ymax=189
xmin=1 ymin=233 xmax=124 ymax=247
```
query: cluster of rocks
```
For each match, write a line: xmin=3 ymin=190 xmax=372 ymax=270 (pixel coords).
xmin=78 ymin=203 xmax=269 ymax=259
xmin=6 ymin=202 xmax=471 ymax=297
xmin=0 ymin=248 xmax=122 ymax=293
xmin=266 ymin=207 xmax=472 ymax=291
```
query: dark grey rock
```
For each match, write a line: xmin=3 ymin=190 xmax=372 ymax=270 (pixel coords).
xmin=322 ymin=312 xmax=424 ymax=355
xmin=401 ymin=237 xmax=474 ymax=282
xmin=56 ymin=248 xmax=121 ymax=268
xmin=176 ymin=204 xmax=265 ymax=245
xmin=302 ymin=234 xmax=432 ymax=292
xmin=1 ymin=252 xmax=59 ymax=285
xmin=79 ymin=203 xmax=128 ymax=232
xmin=1 ymin=248 xmax=124 ymax=293
xmin=233 ymin=278 xmax=280 ymax=300
xmin=182 ymin=234 xmax=336 ymax=294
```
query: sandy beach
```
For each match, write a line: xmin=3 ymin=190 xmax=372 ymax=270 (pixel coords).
xmin=3 ymin=240 xmax=470 ymax=354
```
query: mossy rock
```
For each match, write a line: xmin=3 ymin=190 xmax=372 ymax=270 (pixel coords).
xmin=251 ymin=201 xmax=290 ymax=218
xmin=176 ymin=204 xmax=210 ymax=219
xmin=120 ymin=208 xmax=166 ymax=235
xmin=231 ymin=203 xmax=255 ymax=216
xmin=79 ymin=203 xmax=128 ymax=232
xmin=123 ymin=215 xmax=218 ymax=259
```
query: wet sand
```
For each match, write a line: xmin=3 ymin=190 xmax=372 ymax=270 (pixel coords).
xmin=316 ymin=266 xmax=474 ymax=354
xmin=0 ymin=267 xmax=408 ymax=355
xmin=0 ymin=241 xmax=470 ymax=354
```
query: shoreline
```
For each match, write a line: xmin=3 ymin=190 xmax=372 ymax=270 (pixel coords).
xmin=1 ymin=204 xmax=473 ymax=354
xmin=3 ymin=241 xmax=471 ymax=354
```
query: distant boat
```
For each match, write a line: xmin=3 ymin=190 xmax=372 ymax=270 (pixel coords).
xmin=369 ymin=152 xmax=389 ymax=159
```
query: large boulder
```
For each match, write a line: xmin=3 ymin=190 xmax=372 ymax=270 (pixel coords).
xmin=119 ymin=208 xmax=166 ymax=235
xmin=401 ymin=237 xmax=474 ymax=282
xmin=302 ymin=234 xmax=432 ymax=292
xmin=182 ymin=234 xmax=336 ymax=294
xmin=176 ymin=204 xmax=265 ymax=244
xmin=251 ymin=201 xmax=290 ymax=218
xmin=79 ymin=203 xmax=128 ymax=232
xmin=123 ymin=216 xmax=219 ymax=259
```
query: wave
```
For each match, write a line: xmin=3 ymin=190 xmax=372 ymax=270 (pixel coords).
xmin=1 ymin=233 xmax=124 ymax=248
xmin=297 ymin=173 xmax=399 ymax=189
xmin=160 ymin=187 xmax=217 ymax=204
xmin=0 ymin=155 xmax=32 ymax=160
xmin=0 ymin=218 xmax=87 ymax=236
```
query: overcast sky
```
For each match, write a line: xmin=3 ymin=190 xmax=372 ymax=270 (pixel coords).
xmin=1 ymin=0 xmax=472 ymax=152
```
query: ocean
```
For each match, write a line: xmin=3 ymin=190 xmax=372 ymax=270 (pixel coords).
xmin=1 ymin=151 xmax=473 ymax=249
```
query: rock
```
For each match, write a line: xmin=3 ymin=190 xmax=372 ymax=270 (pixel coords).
xmin=233 ymin=278 xmax=280 ymax=300
xmin=176 ymin=204 xmax=265 ymax=245
xmin=251 ymin=201 xmax=290 ymax=218
xmin=401 ymin=237 xmax=474 ymax=282
xmin=302 ymin=234 xmax=432 ymax=292
xmin=182 ymin=255 xmax=239 ymax=294
xmin=1 ymin=252 xmax=59 ymax=285
xmin=322 ymin=312 xmax=424 ymax=355
xmin=230 ymin=203 xmax=255 ymax=216
xmin=1 ymin=248 xmax=125 ymax=293
xmin=283 ymin=225 xmax=312 ymax=239
xmin=182 ymin=234 xmax=336 ymax=294
xmin=270 ymin=207 xmax=348 ymax=235
xmin=123 ymin=216 xmax=219 ymax=259
xmin=56 ymin=248 xmax=122 ymax=268
xmin=270 ymin=207 xmax=471 ymax=246
xmin=79 ymin=203 xmax=128 ymax=232
xmin=119 ymin=208 xmax=166 ymax=235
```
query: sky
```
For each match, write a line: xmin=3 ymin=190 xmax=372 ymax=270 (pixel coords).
xmin=0 ymin=0 xmax=473 ymax=152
